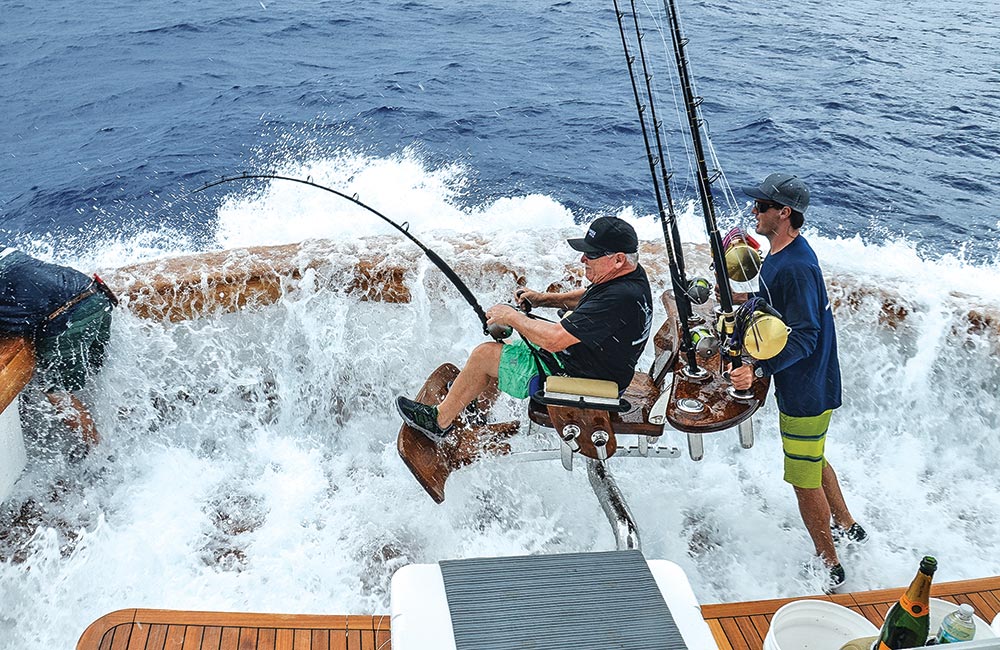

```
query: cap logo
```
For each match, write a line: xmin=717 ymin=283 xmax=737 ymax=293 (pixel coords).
xmin=587 ymin=228 xmax=597 ymax=239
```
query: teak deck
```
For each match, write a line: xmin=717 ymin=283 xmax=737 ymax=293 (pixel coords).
xmin=76 ymin=610 xmax=392 ymax=650
xmin=77 ymin=576 xmax=1000 ymax=650
xmin=702 ymin=575 xmax=1000 ymax=650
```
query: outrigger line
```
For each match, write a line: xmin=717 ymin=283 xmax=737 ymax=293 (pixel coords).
xmin=195 ymin=173 xmax=494 ymax=337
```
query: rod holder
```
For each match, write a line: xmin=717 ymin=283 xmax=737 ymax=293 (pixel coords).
xmin=728 ymin=386 xmax=756 ymax=402
xmin=560 ymin=424 xmax=581 ymax=471
xmin=561 ymin=424 xmax=582 ymax=450
xmin=591 ymin=430 xmax=610 ymax=461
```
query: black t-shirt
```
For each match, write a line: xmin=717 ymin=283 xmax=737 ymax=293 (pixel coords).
xmin=557 ymin=264 xmax=653 ymax=391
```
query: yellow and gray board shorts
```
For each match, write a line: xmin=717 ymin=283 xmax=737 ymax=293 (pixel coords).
xmin=779 ymin=409 xmax=833 ymax=489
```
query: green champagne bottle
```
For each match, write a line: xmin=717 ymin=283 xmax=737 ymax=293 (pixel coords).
xmin=872 ymin=556 xmax=937 ymax=650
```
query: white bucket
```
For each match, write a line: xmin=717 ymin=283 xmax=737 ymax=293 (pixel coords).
xmin=764 ymin=599 xmax=879 ymax=650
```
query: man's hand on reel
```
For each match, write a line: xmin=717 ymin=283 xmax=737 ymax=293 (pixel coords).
xmin=486 ymin=303 xmax=522 ymax=340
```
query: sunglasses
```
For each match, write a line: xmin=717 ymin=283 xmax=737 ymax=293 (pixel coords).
xmin=754 ymin=199 xmax=784 ymax=212
xmin=583 ymin=251 xmax=617 ymax=260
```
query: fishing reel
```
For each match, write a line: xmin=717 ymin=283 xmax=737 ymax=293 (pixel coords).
xmin=722 ymin=227 xmax=763 ymax=283
xmin=689 ymin=324 xmax=719 ymax=359
xmin=487 ymin=292 xmax=536 ymax=341
xmin=684 ymin=277 xmax=712 ymax=305
xmin=720 ymin=299 xmax=789 ymax=360
xmin=487 ymin=305 xmax=524 ymax=340
xmin=487 ymin=322 xmax=514 ymax=340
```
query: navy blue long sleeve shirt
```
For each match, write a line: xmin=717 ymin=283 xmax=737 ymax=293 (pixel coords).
xmin=752 ymin=236 xmax=842 ymax=417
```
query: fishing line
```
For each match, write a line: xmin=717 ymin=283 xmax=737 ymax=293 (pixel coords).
xmin=660 ymin=0 xmax=765 ymax=383
xmin=195 ymin=173 xmax=496 ymax=337
xmin=650 ymin=0 xmax=750 ymax=231
xmin=613 ymin=0 xmax=704 ymax=374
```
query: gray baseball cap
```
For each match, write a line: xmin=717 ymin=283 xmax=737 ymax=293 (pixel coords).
xmin=742 ymin=173 xmax=810 ymax=213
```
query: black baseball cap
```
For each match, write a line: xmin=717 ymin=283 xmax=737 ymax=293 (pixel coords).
xmin=743 ymin=173 xmax=810 ymax=213
xmin=567 ymin=217 xmax=639 ymax=254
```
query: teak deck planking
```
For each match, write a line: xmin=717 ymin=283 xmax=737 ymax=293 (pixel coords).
xmin=76 ymin=610 xmax=392 ymax=650
xmin=76 ymin=577 xmax=1000 ymax=650
xmin=701 ymin=576 xmax=1000 ymax=650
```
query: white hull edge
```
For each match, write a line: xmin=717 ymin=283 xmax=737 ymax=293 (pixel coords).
xmin=0 ymin=399 xmax=26 ymax=504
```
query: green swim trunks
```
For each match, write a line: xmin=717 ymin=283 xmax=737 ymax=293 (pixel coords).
xmin=780 ymin=409 xmax=832 ymax=489
xmin=35 ymin=293 xmax=113 ymax=392
xmin=497 ymin=339 xmax=562 ymax=399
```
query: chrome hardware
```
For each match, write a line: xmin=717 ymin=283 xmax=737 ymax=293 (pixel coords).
xmin=560 ymin=424 xmax=581 ymax=471
xmin=591 ymin=430 xmax=610 ymax=461
xmin=738 ymin=418 xmax=754 ymax=449
xmin=687 ymin=432 xmax=704 ymax=461
xmin=727 ymin=385 xmax=756 ymax=402
xmin=676 ymin=398 xmax=704 ymax=414
xmin=587 ymin=459 xmax=640 ymax=551
xmin=680 ymin=364 xmax=709 ymax=380
xmin=561 ymin=424 xmax=581 ymax=450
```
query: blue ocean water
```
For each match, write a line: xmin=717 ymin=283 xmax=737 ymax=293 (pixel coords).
xmin=2 ymin=0 xmax=999 ymax=259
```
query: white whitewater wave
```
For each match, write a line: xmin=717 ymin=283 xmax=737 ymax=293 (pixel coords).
xmin=2 ymin=150 xmax=999 ymax=650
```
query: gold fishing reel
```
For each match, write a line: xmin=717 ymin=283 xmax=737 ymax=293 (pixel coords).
xmin=717 ymin=308 xmax=789 ymax=360
xmin=740 ymin=311 xmax=789 ymax=360
xmin=724 ymin=239 xmax=763 ymax=282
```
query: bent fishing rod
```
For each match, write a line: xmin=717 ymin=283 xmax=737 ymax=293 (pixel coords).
xmin=195 ymin=173 xmax=501 ymax=338
xmin=613 ymin=0 xmax=702 ymax=375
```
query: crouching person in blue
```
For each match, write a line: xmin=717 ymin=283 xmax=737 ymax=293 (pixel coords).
xmin=396 ymin=216 xmax=653 ymax=442
xmin=0 ymin=247 xmax=117 ymax=448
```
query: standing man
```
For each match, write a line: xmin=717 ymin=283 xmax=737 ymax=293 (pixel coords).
xmin=0 ymin=247 xmax=116 ymax=448
xmin=729 ymin=173 xmax=866 ymax=592
xmin=396 ymin=216 xmax=652 ymax=442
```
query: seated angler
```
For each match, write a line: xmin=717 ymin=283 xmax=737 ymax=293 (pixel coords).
xmin=396 ymin=216 xmax=653 ymax=442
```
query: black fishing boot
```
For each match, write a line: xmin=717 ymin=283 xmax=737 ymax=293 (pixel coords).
xmin=824 ymin=564 xmax=847 ymax=594
xmin=831 ymin=522 xmax=869 ymax=546
xmin=395 ymin=396 xmax=454 ymax=442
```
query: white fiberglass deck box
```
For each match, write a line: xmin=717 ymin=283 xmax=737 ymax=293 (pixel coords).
xmin=390 ymin=556 xmax=716 ymax=650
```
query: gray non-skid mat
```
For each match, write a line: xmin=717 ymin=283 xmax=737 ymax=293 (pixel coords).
xmin=439 ymin=550 xmax=688 ymax=650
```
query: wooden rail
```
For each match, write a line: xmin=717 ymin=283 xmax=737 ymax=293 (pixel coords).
xmin=76 ymin=609 xmax=391 ymax=650
xmin=76 ymin=577 xmax=1000 ymax=650
xmin=701 ymin=576 xmax=1000 ymax=650
xmin=0 ymin=336 xmax=34 ymax=413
